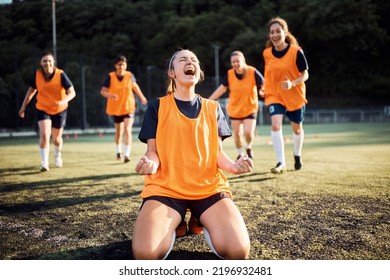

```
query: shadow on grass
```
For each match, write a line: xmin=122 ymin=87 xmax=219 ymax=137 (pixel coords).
xmin=229 ymin=172 xmax=275 ymax=183
xmin=168 ymin=251 xmax=220 ymax=260
xmin=0 ymin=191 xmax=140 ymax=215
xmin=0 ymin=172 xmax=138 ymax=192
xmin=0 ymin=166 xmax=42 ymax=176
xmin=22 ymin=240 xmax=134 ymax=260
xmin=21 ymin=240 xmax=219 ymax=260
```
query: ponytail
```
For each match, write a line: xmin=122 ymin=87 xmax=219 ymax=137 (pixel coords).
xmin=165 ymin=50 xmax=181 ymax=95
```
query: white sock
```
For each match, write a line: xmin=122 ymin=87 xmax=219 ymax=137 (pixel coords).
xmin=54 ymin=145 xmax=62 ymax=159
xmin=203 ymin=228 xmax=224 ymax=259
xmin=40 ymin=148 xmax=49 ymax=165
xmin=116 ymin=144 xmax=122 ymax=154
xmin=162 ymin=231 xmax=176 ymax=260
xmin=124 ymin=145 xmax=131 ymax=157
xmin=271 ymin=130 xmax=285 ymax=165
xmin=237 ymin=147 xmax=244 ymax=155
xmin=293 ymin=130 xmax=304 ymax=156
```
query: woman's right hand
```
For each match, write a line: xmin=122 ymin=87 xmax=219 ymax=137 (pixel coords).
xmin=135 ymin=156 xmax=158 ymax=175
xmin=108 ymin=93 xmax=118 ymax=100
xmin=19 ymin=108 xmax=25 ymax=118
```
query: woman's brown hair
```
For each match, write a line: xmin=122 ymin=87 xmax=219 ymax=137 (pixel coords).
xmin=265 ymin=17 xmax=299 ymax=48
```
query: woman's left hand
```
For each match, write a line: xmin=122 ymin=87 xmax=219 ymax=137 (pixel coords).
xmin=231 ymin=155 xmax=253 ymax=174
xmin=57 ymin=99 xmax=68 ymax=107
xmin=281 ymin=75 xmax=293 ymax=90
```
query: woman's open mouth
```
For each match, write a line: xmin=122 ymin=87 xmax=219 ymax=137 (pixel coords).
xmin=184 ymin=68 xmax=195 ymax=76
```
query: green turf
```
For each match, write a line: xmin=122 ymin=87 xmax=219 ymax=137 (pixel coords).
xmin=0 ymin=123 xmax=389 ymax=259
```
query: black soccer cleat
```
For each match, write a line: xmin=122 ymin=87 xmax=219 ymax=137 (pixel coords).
xmin=294 ymin=155 xmax=302 ymax=170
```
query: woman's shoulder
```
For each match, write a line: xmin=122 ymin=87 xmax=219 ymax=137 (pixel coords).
xmin=227 ymin=68 xmax=235 ymax=74
xmin=149 ymin=97 xmax=161 ymax=105
xmin=149 ymin=97 xmax=162 ymax=109
xmin=200 ymin=95 xmax=218 ymax=108
xmin=247 ymin=65 xmax=257 ymax=72
xmin=289 ymin=44 xmax=302 ymax=52
xmin=263 ymin=47 xmax=273 ymax=54
xmin=144 ymin=98 xmax=160 ymax=116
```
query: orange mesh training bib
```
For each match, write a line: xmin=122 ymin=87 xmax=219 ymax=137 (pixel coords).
xmin=141 ymin=94 xmax=231 ymax=200
xmin=105 ymin=71 xmax=135 ymax=115
xmin=263 ymin=45 xmax=307 ymax=111
xmin=226 ymin=66 xmax=258 ymax=118
xmin=35 ymin=69 xmax=67 ymax=115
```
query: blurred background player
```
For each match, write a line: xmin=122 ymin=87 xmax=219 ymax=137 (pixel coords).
xmin=19 ymin=50 xmax=76 ymax=172
xmin=100 ymin=55 xmax=147 ymax=162
xmin=209 ymin=51 xmax=264 ymax=160
xmin=261 ymin=17 xmax=309 ymax=173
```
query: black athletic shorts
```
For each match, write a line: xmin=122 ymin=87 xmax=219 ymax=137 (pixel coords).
xmin=141 ymin=192 xmax=231 ymax=220
xmin=36 ymin=109 xmax=67 ymax=129
xmin=229 ymin=112 xmax=257 ymax=120
xmin=113 ymin=114 xmax=134 ymax=123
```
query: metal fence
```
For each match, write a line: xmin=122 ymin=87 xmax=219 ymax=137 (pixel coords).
xmin=217 ymin=99 xmax=390 ymax=125
xmin=303 ymin=109 xmax=388 ymax=123
xmin=1 ymin=100 xmax=389 ymax=138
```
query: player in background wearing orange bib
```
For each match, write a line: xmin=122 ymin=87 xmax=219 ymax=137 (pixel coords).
xmin=19 ymin=51 xmax=76 ymax=172
xmin=100 ymin=55 xmax=147 ymax=162
xmin=132 ymin=49 xmax=253 ymax=260
xmin=261 ymin=17 xmax=309 ymax=173
xmin=209 ymin=51 xmax=264 ymax=160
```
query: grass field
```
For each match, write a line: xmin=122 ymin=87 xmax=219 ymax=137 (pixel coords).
xmin=0 ymin=123 xmax=389 ymax=260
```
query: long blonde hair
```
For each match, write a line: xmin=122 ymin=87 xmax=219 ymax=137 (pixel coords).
xmin=265 ymin=17 xmax=299 ymax=48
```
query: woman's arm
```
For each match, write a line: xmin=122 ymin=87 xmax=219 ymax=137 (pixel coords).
xmin=57 ymin=86 xmax=76 ymax=107
xmin=209 ymin=84 xmax=228 ymax=100
xmin=135 ymin=139 xmax=160 ymax=175
xmin=216 ymin=139 xmax=253 ymax=174
xmin=282 ymin=69 xmax=309 ymax=90
xmin=100 ymin=86 xmax=118 ymax=100
xmin=133 ymin=82 xmax=148 ymax=105
xmin=19 ymin=87 xmax=37 ymax=118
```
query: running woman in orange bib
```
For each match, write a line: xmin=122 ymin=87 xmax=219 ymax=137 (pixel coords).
xmin=209 ymin=51 xmax=264 ymax=160
xmin=132 ymin=49 xmax=253 ymax=260
xmin=262 ymin=17 xmax=309 ymax=173
xmin=19 ymin=51 xmax=76 ymax=172
xmin=100 ymin=55 xmax=147 ymax=162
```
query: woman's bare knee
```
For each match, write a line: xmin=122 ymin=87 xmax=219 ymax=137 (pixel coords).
xmin=212 ymin=236 xmax=250 ymax=260
xmin=132 ymin=244 xmax=165 ymax=260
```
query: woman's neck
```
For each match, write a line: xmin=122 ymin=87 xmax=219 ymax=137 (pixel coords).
xmin=274 ymin=42 xmax=288 ymax=51
xmin=235 ymin=66 xmax=246 ymax=75
xmin=173 ymin=85 xmax=196 ymax=101
xmin=42 ymin=68 xmax=55 ymax=79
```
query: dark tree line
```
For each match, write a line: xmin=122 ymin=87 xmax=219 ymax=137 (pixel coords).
xmin=0 ymin=0 xmax=389 ymax=129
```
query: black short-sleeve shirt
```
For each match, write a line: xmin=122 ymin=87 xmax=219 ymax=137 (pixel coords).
xmin=30 ymin=69 xmax=73 ymax=90
xmin=138 ymin=95 xmax=232 ymax=143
